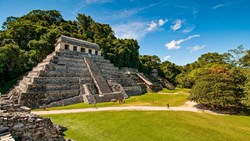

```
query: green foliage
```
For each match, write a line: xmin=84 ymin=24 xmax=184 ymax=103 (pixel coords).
xmin=159 ymin=60 xmax=181 ymax=85
xmin=0 ymin=43 xmax=27 ymax=85
xmin=138 ymin=55 xmax=161 ymax=75
xmin=47 ymin=111 xmax=250 ymax=141
xmin=241 ymin=50 xmax=250 ymax=67
xmin=176 ymin=73 xmax=193 ymax=88
xmin=197 ymin=52 xmax=227 ymax=67
xmin=242 ymin=69 xmax=250 ymax=106
xmin=189 ymin=64 xmax=246 ymax=109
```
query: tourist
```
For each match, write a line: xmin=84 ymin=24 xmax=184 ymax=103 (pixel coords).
xmin=167 ymin=103 xmax=170 ymax=108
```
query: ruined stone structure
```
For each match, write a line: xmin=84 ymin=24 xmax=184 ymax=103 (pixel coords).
xmin=121 ymin=67 xmax=175 ymax=92
xmin=0 ymin=102 xmax=66 ymax=141
xmin=6 ymin=35 xmax=144 ymax=108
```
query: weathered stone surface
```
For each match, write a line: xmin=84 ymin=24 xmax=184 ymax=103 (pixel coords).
xmin=0 ymin=104 xmax=66 ymax=141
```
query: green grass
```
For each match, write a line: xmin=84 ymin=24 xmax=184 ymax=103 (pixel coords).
xmin=158 ymin=88 xmax=191 ymax=93
xmin=33 ymin=89 xmax=189 ymax=111
xmin=46 ymin=111 xmax=250 ymax=141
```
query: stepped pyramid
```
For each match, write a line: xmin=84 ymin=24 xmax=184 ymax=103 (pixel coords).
xmin=6 ymin=35 xmax=144 ymax=108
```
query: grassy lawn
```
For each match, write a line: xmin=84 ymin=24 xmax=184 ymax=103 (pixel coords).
xmin=158 ymin=88 xmax=191 ymax=93
xmin=46 ymin=111 xmax=250 ymax=141
xmin=33 ymin=89 xmax=189 ymax=111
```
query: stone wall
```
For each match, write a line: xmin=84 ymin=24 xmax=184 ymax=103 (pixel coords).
xmin=0 ymin=103 xmax=66 ymax=141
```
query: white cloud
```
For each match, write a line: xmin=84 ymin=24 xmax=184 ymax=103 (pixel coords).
xmin=112 ymin=22 xmax=148 ymax=40
xmin=170 ymin=19 xmax=182 ymax=31
xmin=182 ymin=26 xmax=195 ymax=33
xmin=147 ymin=18 xmax=168 ymax=31
xmin=147 ymin=21 xmax=158 ymax=31
xmin=163 ymin=55 xmax=171 ymax=61
xmin=158 ymin=18 xmax=168 ymax=26
xmin=188 ymin=45 xmax=206 ymax=52
xmin=213 ymin=2 xmax=232 ymax=10
xmin=113 ymin=18 xmax=168 ymax=40
xmin=165 ymin=34 xmax=200 ymax=50
xmin=213 ymin=4 xmax=225 ymax=10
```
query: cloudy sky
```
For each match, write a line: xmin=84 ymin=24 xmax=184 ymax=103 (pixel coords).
xmin=0 ymin=0 xmax=249 ymax=65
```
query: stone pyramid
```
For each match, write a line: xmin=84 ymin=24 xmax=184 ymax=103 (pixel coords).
xmin=6 ymin=35 xmax=144 ymax=108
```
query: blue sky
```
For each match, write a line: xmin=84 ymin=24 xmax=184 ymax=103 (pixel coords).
xmin=0 ymin=0 xmax=249 ymax=65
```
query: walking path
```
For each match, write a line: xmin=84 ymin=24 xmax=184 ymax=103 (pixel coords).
xmin=32 ymin=101 xmax=218 ymax=115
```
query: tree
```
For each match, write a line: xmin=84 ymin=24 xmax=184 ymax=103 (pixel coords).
xmin=197 ymin=52 xmax=227 ymax=67
xmin=189 ymin=64 xmax=246 ymax=109
xmin=241 ymin=50 xmax=250 ymax=67
xmin=138 ymin=55 xmax=161 ymax=75
xmin=226 ymin=45 xmax=246 ymax=66
xmin=0 ymin=43 xmax=27 ymax=86
xmin=159 ymin=60 xmax=181 ymax=85
xmin=242 ymin=69 xmax=250 ymax=106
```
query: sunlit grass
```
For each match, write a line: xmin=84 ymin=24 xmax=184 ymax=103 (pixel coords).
xmin=33 ymin=88 xmax=189 ymax=111
xmin=46 ymin=111 xmax=250 ymax=141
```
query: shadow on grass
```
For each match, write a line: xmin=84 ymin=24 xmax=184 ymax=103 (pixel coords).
xmin=195 ymin=104 xmax=250 ymax=116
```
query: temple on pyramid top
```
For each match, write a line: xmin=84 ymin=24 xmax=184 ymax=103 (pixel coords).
xmin=55 ymin=35 xmax=101 ymax=55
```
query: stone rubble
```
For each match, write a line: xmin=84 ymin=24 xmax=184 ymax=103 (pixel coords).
xmin=0 ymin=101 xmax=66 ymax=141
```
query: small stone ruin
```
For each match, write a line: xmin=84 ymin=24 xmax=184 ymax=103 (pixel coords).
xmin=120 ymin=67 xmax=174 ymax=92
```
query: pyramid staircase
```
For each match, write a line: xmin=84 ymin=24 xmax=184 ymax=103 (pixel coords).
xmin=7 ymin=50 xmax=143 ymax=108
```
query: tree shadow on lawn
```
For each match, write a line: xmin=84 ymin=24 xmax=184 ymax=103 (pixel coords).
xmin=195 ymin=104 xmax=250 ymax=116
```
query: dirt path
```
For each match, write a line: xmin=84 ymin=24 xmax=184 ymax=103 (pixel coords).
xmin=32 ymin=101 xmax=218 ymax=115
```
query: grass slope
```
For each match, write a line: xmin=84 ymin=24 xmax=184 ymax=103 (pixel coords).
xmin=47 ymin=111 xmax=250 ymax=141
xmin=34 ymin=89 xmax=188 ymax=111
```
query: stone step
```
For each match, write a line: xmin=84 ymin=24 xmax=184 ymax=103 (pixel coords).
xmin=99 ymin=68 xmax=120 ymax=74
xmin=26 ymin=84 xmax=80 ymax=92
xmin=48 ymin=95 xmax=83 ymax=107
xmin=101 ymin=73 xmax=123 ymax=79
xmin=27 ymin=71 xmax=40 ymax=77
xmin=95 ymin=62 xmax=114 ymax=67
xmin=22 ymin=76 xmax=33 ymax=83
xmin=18 ymin=80 xmax=29 ymax=92
xmin=108 ymin=78 xmax=136 ymax=87
xmin=98 ymin=64 xmax=119 ymax=70
xmin=93 ymin=92 xmax=125 ymax=103
xmin=32 ymin=77 xmax=91 ymax=84
xmin=32 ymin=65 xmax=45 ymax=71
xmin=44 ymin=89 xmax=80 ymax=102
xmin=44 ymin=65 xmax=88 ymax=72
xmin=52 ymin=59 xmax=85 ymax=66
xmin=123 ymin=86 xmax=143 ymax=96
xmin=39 ymin=71 xmax=90 ymax=77
xmin=21 ymin=89 xmax=80 ymax=107
xmin=79 ymin=79 xmax=94 ymax=84
xmin=93 ymin=58 xmax=110 ymax=63
xmin=37 ymin=60 xmax=51 ymax=67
